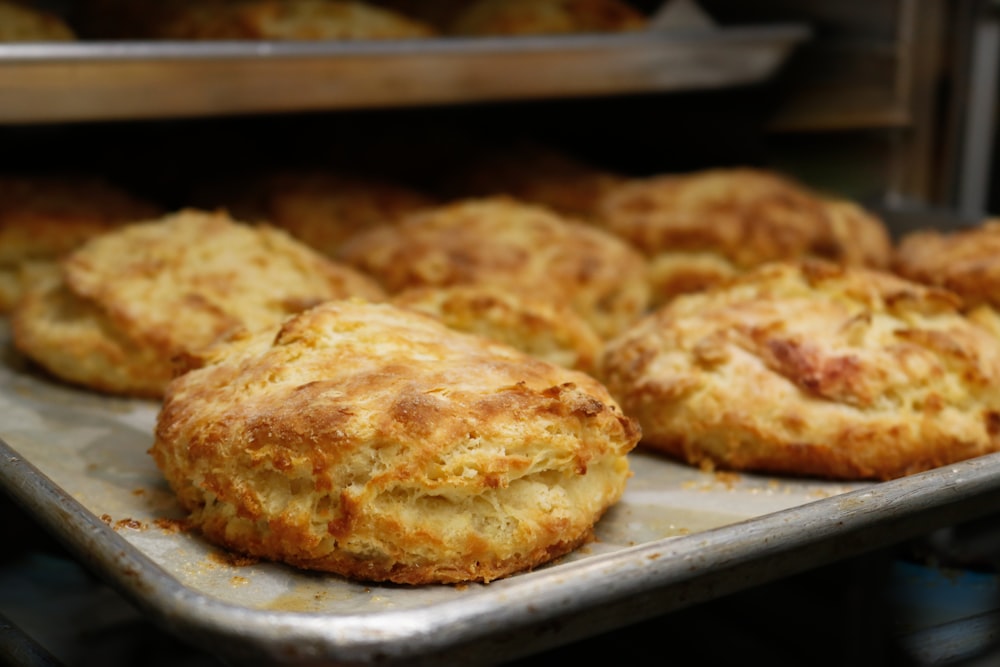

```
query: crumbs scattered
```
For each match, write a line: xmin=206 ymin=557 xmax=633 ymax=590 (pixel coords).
xmin=231 ymin=576 xmax=249 ymax=586
xmin=153 ymin=517 xmax=190 ymax=533
xmin=713 ymin=471 xmax=741 ymax=488
xmin=209 ymin=549 xmax=260 ymax=568
xmin=114 ymin=517 xmax=146 ymax=531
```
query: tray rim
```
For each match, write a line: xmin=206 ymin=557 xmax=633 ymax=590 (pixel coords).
xmin=0 ymin=24 xmax=811 ymax=63
xmin=5 ymin=431 xmax=1000 ymax=666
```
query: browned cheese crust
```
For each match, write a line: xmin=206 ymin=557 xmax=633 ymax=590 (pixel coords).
xmin=336 ymin=196 xmax=651 ymax=339
xmin=0 ymin=175 xmax=162 ymax=312
xmin=390 ymin=284 xmax=604 ymax=373
xmin=449 ymin=0 xmax=647 ymax=36
xmin=11 ymin=209 xmax=385 ymax=398
xmin=893 ymin=219 xmax=1000 ymax=311
xmin=151 ymin=299 xmax=639 ymax=584
xmin=0 ymin=1 xmax=76 ymax=40
xmin=599 ymin=259 xmax=1000 ymax=481
xmin=596 ymin=168 xmax=893 ymax=307
xmin=150 ymin=0 xmax=438 ymax=39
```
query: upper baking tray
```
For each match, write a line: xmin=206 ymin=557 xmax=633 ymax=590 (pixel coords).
xmin=4 ymin=319 xmax=1000 ymax=667
xmin=0 ymin=23 xmax=809 ymax=124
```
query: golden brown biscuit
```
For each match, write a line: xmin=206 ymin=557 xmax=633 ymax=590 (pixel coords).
xmin=0 ymin=1 xmax=75 ymax=40
xmin=151 ymin=299 xmax=639 ymax=584
xmin=151 ymin=0 xmax=437 ymax=40
xmin=440 ymin=143 xmax=626 ymax=223
xmin=893 ymin=220 xmax=1000 ymax=311
xmin=596 ymin=167 xmax=893 ymax=306
xmin=391 ymin=284 xmax=604 ymax=373
xmin=11 ymin=209 xmax=385 ymax=398
xmin=337 ymin=196 xmax=651 ymax=339
xmin=194 ymin=169 xmax=438 ymax=257
xmin=600 ymin=259 xmax=1000 ymax=481
xmin=449 ymin=0 xmax=646 ymax=36
xmin=0 ymin=175 xmax=162 ymax=312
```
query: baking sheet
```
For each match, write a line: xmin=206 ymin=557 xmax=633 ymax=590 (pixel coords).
xmin=0 ymin=22 xmax=809 ymax=124
xmin=4 ymin=321 xmax=1000 ymax=666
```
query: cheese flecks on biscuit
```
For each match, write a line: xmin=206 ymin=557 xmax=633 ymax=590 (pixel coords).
xmin=12 ymin=209 xmax=385 ymax=398
xmin=337 ymin=196 xmax=650 ymax=340
xmin=390 ymin=284 xmax=604 ymax=373
xmin=596 ymin=168 xmax=893 ymax=307
xmin=151 ymin=300 xmax=639 ymax=584
xmin=600 ymin=259 xmax=1000 ymax=481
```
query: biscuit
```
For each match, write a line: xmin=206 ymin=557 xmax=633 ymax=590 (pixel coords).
xmin=151 ymin=0 xmax=438 ymax=40
xmin=0 ymin=1 xmax=75 ymax=40
xmin=336 ymin=196 xmax=651 ymax=339
xmin=599 ymin=259 xmax=1000 ymax=481
xmin=194 ymin=169 xmax=437 ymax=257
xmin=0 ymin=174 xmax=162 ymax=312
xmin=390 ymin=284 xmax=604 ymax=373
xmin=449 ymin=0 xmax=647 ymax=36
xmin=151 ymin=299 xmax=639 ymax=584
xmin=11 ymin=209 xmax=385 ymax=398
xmin=596 ymin=168 xmax=893 ymax=306
xmin=893 ymin=219 xmax=1000 ymax=311
xmin=440 ymin=143 xmax=625 ymax=223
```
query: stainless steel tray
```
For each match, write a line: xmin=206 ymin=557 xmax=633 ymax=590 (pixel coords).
xmin=0 ymin=23 xmax=808 ymax=124
xmin=4 ymin=321 xmax=1000 ymax=666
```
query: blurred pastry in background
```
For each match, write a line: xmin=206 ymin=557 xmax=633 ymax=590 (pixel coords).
xmin=0 ymin=1 xmax=76 ymax=41
xmin=192 ymin=168 xmax=438 ymax=258
xmin=337 ymin=195 xmax=651 ymax=340
xmin=391 ymin=284 xmax=604 ymax=373
xmin=439 ymin=142 xmax=626 ymax=223
xmin=600 ymin=258 xmax=1000 ymax=481
xmin=449 ymin=0 xmax=647 ymax=36
xmin=893 ymin=219 xmax=1000 ymax=312
xmin=156 ymin=0 xmax=437 ymax=40
xmin=11 ymin=209 xmax=385 ymax=398
xmin=73 ymin=0 xmax=437 ymax=39
xmin=0 ymin=174 xmax=162 ymax=312
xmin=596 ymin=167 xmax=893 ymax=307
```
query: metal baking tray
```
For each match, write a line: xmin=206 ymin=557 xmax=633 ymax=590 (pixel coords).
xmin=3 ymin=320 xmax=1000 ymax=666
xmin=0 ymin=22 xmax=809 ymax=124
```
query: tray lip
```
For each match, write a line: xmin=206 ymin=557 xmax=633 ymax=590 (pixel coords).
xmin=6 ymin=426 xmax=1000 ymax=666
xmin=0 ymin=23 xmax=811 ymax=63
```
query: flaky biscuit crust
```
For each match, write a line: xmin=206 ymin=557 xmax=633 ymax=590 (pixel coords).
xmin=596 ymin=168 xmax=893 ymax=306
xmin=893 ymin=220 xmax=1000 ymax=310
xmin=600 ymin=259 xmax=1000 ymax=481
xmin=12 ymin=209 xmax=385 ymax=397
xmin=390 ymin=284 xmax=604 ymax=373
xmin=152 ymin=300 xmax=639 ymax=584
xmin=336 ymin=196 xmax=650 ymax=339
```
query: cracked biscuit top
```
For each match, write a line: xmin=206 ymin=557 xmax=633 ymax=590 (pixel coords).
xmin=152 ymin=299 xmax=639 ymax=584
xmin=600 ymin=258 xmax=1000 ymax=481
